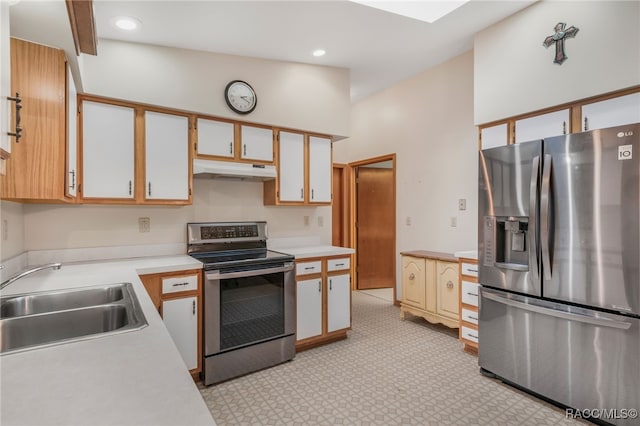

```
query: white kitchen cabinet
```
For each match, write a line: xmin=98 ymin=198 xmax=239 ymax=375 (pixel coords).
xmin=308 ymin=136 xmax=332 ymax=203
xmin=240 ymin=125 xmax=273 ymax=162
xmin=197 ymin=118 xmax=234 ymax=158
xmin=480 ymin=123 xmax=508 ymax=149
xmin=515 ymin=109 xmax=569 ymax=143
xmin=162 ymin=296 xmax=198 ymax=371
xmin=581 ymin=92 xmax=640 ymax=131
xmin=145 ymin=111 xmax=190 ymax=201
xmin=66 ymin=66 xmax=77 ymax=198
xmin=278 ymin=131 xmax=305 ymax=202
xmin=0 ymin=1 xmax=10 ymax=157
xmin=327 ymin=273 xmax=351 ymax=333
xmin=296 ymin=278 xmax=323 ymax=340
xmin=81 ymin=101 xmax=135 ymax=199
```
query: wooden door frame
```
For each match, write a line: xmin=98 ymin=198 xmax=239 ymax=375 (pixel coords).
xmin=348 ymin=154 xmax=397 ymax=304
xmin=332 ymin=163 xmax=350 ymax=247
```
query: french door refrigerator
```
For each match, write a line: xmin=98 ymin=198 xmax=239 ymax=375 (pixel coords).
xmin=478 ymin=122 xmax=640 ymax=425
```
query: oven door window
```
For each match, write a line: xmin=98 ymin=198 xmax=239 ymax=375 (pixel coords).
xmin=219 ymin=271 xmax=285 ymax=351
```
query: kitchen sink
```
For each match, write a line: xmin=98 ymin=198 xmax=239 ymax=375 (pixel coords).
xmin=1 ymin=284 xmax=125 ymax=318
xmin=0 ymin=283 xmax=147 ymax=355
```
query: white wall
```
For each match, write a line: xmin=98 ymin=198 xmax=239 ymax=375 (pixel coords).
xmin=81 ymin=39 xmax=350 ymax=138
xmin=474 ymin=1 xmax=640 ymax=124
xmin=333 ymin=51 xmax=478 ymax=295
xmin=0 ymin=201 xmax=25 ymax=260
xmin=19 ymin=180 xmax=331 ymax=252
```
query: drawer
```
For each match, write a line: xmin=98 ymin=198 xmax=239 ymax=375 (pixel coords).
xmin=461 ymin=308 xmax=479 ymax=325
xmin=327 ymin=257 xmax=350 ymax=272
xmin=461 ymin=281 xmax=479 ymax=307
xmin=461 ymin=262 xmax=478 ymax=278
xmin=162 ymin=274 xmax=198 ymax=294
xmin=296 ymin=261 xmax=322 ymax=276
xmin=461 ymin=326 xmax=479 ymax=343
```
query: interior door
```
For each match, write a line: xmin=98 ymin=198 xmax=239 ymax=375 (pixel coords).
xmin=356 ymin=166 xmax=394 ymax=289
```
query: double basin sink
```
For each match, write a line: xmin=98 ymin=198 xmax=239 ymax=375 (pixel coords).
xmin=0 ymin=283 xmax=148 ymax=355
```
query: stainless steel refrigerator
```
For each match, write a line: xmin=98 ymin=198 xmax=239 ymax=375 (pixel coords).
xmin=478 ymin=123 xmax=640 ymax=425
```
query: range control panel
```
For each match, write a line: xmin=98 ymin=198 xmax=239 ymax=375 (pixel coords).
xmin=200 ymin=225 xmax=259 ymax=240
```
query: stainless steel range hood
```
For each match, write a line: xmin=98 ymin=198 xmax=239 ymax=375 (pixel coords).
xmin=193 ymin=159 xmax=276 ymax=181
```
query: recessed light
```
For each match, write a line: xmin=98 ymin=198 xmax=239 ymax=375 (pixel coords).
xmin=312 ymin=49 xmax=326 ymax=57
xmin=111 ymin=16 xmax=141 ymax=31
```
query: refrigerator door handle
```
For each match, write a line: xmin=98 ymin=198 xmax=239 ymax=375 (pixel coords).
xmin=528 ymin=155 xmax=540 ymax=283
xmin=482 ymin=290 xmax=632 ymax=330
xmin=540 ymin=154 xmax=552 ymax=281
xmin=495 ymin=262 xmax=528 ymax=272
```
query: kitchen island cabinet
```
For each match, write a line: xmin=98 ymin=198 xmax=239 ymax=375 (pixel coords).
xmin=400 ymin=251 xmax=459 ymax=328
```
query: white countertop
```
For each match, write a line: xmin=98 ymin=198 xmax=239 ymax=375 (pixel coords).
xmin=0 ymin=255 xmax=215 ymax=426
xmin=454 ymin=250 xmax=478 ymax=260
xmin=276 ymin=245 xmax=355 ymax=259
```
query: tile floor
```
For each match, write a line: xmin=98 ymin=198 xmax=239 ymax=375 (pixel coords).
xmin=199 ymin=291 xmax=587 ymax=425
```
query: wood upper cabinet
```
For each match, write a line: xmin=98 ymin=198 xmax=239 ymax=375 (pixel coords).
xmin=196 ymin=117 xmax=234 ymax=158
xmin=264 ymin=132 xmax=333 ymax=206
xmin=81 ymin=100 xmax=136 ymax=200
xmin=0 ymin=2 xmax=11 ymax=159
xmin=79 ymin=97 xmax=191 ymax=205
xmin=480 ymin=123 xmax=508 ymax=149
xmin=239 ymin=125 xmax=273 ymax=162
xmin=581 ymin=92 xmax=640 ymax=131
xmin=1 ymin=38 xmax=69 ymax=202
xmin=308 ymin=136 xmax=332 ymax=203
xmin=144 ymin=111 xmax=190 ymax=201
xmin=66 ymin=66 xmax=78 ymax=198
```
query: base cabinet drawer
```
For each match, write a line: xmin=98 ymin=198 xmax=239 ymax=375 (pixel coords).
xmin=296 ymin=261 xmax=322 ymax=276
xmin=461 ymin=308 xmax=479 ymax=325
xmin=461 ymin=326 xmax=479 ymax=344
xmin=461 ymin=281 xmax=479 ymax=307
xmin=162 ymin=274 xmax=198 ymax=294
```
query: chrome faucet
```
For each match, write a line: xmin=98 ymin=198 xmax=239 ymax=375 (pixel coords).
xmin=0 ymin=263 xmax=62 ymax=290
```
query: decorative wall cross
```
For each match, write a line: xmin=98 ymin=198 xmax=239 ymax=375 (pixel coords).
xmin=543 ymin=22 xmax=579 ymax=65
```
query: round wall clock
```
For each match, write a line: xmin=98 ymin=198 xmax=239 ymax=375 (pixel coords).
xmin=224 ymin=80 xmax=257 ymax=114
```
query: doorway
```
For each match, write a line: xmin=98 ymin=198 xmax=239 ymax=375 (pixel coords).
xmin=350 ymin=155 xmax=396 ymax=301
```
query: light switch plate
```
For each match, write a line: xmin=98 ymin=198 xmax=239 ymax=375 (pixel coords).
xmin=458 ymin=199 xmax=466 ymax=210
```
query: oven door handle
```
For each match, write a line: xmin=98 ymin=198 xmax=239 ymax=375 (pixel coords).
xmin=206 ymin=264 xmax=293 ymax=280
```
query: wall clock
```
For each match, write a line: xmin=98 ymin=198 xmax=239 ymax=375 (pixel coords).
xmin=224 ymin=80 xmax=257 ymax=114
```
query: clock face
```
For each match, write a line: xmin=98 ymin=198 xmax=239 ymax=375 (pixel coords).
xmin=224 ymin=80 xmax=257 ymax=114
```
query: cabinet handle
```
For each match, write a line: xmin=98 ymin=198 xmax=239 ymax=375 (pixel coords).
xmin=192 ymin=300 xmax=196 ymax=315
xmin=562 ymin=121 xmax=567 ymax=135
xmin=304 ymin=266 xmax=315 ymax=270
xmin=128 ymin=180 xmax=132 ymax=195
xmin=172 ymin=282 xmax=189 ymax=287
xmin=311 ymin=189 xmax=314 ymax=200
xmin=318 ymin=281 xmax=321 ymax=292
xmin=300 ymin=188 xmax=304 ymax=199
xmin=148 ymin=182 xmax=152 ymax=197
xmin=7 ymin=93 xmax=22 ymax=143
xmin=467 ymin=292 xmax=478 ymax=297
xmin=446 ymin=281 xmax=454 ymax=289
xmin=243 ymin=144 xmax=247 ymax=156
xmin=584 ymin=117 xmax=589 ymax=131
xmin=409 ymin=273 xmax=415 ymax=280
xmin=469 ymin=316 xmax=478 ymax=321
xmin=335 ymin=263 xmax=344 ymax=267
xmin=466 ymin=332 xmax=478 ymax=339
xmin=69 ymin=170 xmax=76 ymax=190
xmin=329 ymin=279 xmax=332 ymax=291
xmin=229 ymin=142 xmax=233 ymax=154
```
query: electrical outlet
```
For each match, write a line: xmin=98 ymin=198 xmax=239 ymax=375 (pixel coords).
xmin=406 ymin=216 xmax=412 ymax=226
xmin=450 ymin=217 xmax=457 ymax=227
xmin=304 ymin=216 xmax=310 ymax=226
xmin=458 ymin=199 xmax=466 ymax=210
xmin=318 ymin=216 xmax=324 ymax=227
xmin=2 ymin=219 xmax=7 ymax=241
xmin=139 ymin=217 xmax=150 ymax=233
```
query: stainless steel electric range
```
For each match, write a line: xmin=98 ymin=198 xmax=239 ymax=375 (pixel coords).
xmin=187 ymin=221 xmax=296 ymax=385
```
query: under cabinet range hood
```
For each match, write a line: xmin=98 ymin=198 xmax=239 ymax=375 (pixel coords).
xmin=193 ymin=159 xmax=276 ymax=181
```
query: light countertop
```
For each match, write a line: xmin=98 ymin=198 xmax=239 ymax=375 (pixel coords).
xmin=0 ymin=255 xmax=215 ymax=426
xmin=454 ymin=250 xmax=478 ymax=260
xmin=276 ymin=245 xmax=355 ymax=259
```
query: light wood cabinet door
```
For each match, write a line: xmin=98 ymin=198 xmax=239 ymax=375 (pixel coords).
xmin=308 ymin=136 xmax=332 ymax=203
xmin=296 ymin=278 xmax=323 ymax=340
xmin=144 ymin=111 xmax=189 ymax=201
xmin=401 ymin=256 xmax=426 ymax=310
xmin=162 ymin=296 xmax=198 ymax=371
xmin=582 ymin=92 xmax=640 ymax=131
xmin=327 ymin=273 xmax=351 ymax=333
xmin=81 ymin=101 xmax=135 ymax=199
xmin=515 ymin=109 xmax=569 ymax=143
xmin=196 ymin=118 xmax=234 ymax=158
xmin=240 ymin=125 xmax=273 ymax=162
xmin=2 ymin=38 xmax=66 ymax=200
xmin=436 ymin=261 xmax=459 ymax=320
xmin=278 ymin=131 xmax=305 ymax=202
xmin=0 ymin=2 xmax=10 ymax=156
